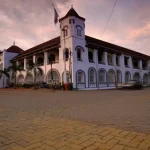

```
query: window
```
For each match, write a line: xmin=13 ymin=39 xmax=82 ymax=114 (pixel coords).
xmin=133 ymin=60 xmax=139 ymax=69
xmin=77 ymin=71 xmax=83 ymax=83
xmin=48 ymin=70 xmax=60 ymax=84
xmin=65 ymin=50 xmax=69 ymax=61
xmin=62 ymin=26 xmax=68 ymax=37
xmin=48 ymin=54 xmax=55 ymax=63
xmin=62 ymin=72 xmax=70 ymax=83
xmin=77 ymin=49 xmax=82 ymax=61
xmin=63 ymin=29 xmax=68 ymax=36
xmin=125 ymin=71 xmax=131 ymax=83
xmin=76 ymin=25 xmax=82 ymax=36
xmin=37 ymin=57 xmax=44 ymax=65
xmin=143 ymin=62 xmax=147 ymax=70
xmin=98 ymin=70 xmax=106 ymax=82
xmin=89 ymin=69 xmax=96 ymax=83
xmin=108 ymin=70 xmax=115 ymax=82
xmin=77 ymin=29 xmax=81 ymax=36
xmin=88 ymin=49 xmax=94 ymax=63
xmin=108 ymin=53 xmax=113 ymax=65
xmin=98 ymin=51 xmax=104 ymax=64
xmin=124 ymin=57 xmax=129 ymax=67
xmin=116 ymin=56 xmax=119 ymax=66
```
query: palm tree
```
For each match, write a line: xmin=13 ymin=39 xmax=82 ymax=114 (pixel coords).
xmin=8 ymin=63 xmax=24 ymax=89
xmin=0 ymin=68 xmax=10 ymax=88
xmin=27 ymin=61 xmax=43 ymax=90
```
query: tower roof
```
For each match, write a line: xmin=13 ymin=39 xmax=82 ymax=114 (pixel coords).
xmin=7 ymin=45 xmax=24 ymax=53
xmin=59 ymin=7 xmax=85 ymax=21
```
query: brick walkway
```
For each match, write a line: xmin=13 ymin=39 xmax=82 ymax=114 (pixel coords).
xmin=0 ymin=89 xmax=150 ymax=149
xmin=0 ymin=108 xmax=150 ymax=150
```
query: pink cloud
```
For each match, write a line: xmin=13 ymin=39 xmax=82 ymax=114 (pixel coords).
xmin=129 ymin=21 xmax=150 ymax=39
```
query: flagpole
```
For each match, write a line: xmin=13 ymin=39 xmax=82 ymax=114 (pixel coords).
xmin=52 ymin=4 xmax=67 ymax=83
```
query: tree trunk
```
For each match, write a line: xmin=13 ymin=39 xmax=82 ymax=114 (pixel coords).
xmin=3 ymin=75 xmax=4 ymax=88
xmin=14 ymin=73 xmax=16 ymax=89
xmin=34 ymin=68 xmax=36 ymax=90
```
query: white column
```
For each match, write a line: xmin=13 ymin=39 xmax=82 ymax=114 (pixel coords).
xmin=129 ymin=56 xmax=133 ymax=68
xmin=44 ymin=51 xmax=47 ymax=82
xmin=120 ymin=54 xmax=125 ymax=67
xmin=139 ymin=60 xmax=142 ymax=70
xmin=33 ymin=55 xmax=36 ymax=63
xmin=16 ymin=61 xmax=19 ymax=66
xmin=104 ymin=52 xmax=108 ymax=65
xmin=94 ymin=50 xmax=98 ymax=64
xmin=113 ymin=54 xmax=116 ymax=66
xmin=63 ymin=50 xmax=67 ymax=83
xmin=24 ymin=58 xmax=26 ymax=70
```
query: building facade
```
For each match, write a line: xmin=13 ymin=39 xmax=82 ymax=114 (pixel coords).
xmin=0 ymin=7 xmax=150 ymax=89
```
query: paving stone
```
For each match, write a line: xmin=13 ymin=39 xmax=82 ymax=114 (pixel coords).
xmin=110 ymin=144 xmax=125 ymax=150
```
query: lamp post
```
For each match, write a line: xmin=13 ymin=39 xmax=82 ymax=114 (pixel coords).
xmin=69 ymin=48 xmax=72 ymax=84
xmin=48 ymin=54 xmax=53 ymax=85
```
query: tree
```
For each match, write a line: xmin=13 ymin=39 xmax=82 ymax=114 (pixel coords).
xmin=0 ymin=68 xmax=10 ymax=88
xmin=8 ymin=63 xmax=24 ymax=89
xmin=27 ymin=62 xmax=43 ymax=90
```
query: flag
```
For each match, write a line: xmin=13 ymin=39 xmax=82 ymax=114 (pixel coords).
xmin=53 ymin=4 xmax=59 ymax=24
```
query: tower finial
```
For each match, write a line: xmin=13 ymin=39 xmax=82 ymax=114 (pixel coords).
xmin=71 ymin=5 xmax=73 ymax=8
xmin=13 ymin=37 xmax=15 ymax=45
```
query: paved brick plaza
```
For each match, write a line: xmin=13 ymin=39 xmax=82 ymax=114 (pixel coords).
xmin=0 ymin=89 xmax=150 ymax=150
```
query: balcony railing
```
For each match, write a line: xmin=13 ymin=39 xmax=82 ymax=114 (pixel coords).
xmin=89 ymin=59 xmax=95 ymax=63
xmin=47 ymin=60 xmax=59 ymax=64
xmin=143 ymin=66 xmax=148 ymax=70
xmin=77 ymin=58 xmax=83 ymax=61
xmin=133 ymin=66 xmax=139 ymax=69
xmin=125 ymin=64 xmax=129 ymax=68
xmin=98 ymin=61 xmax=105 ymax=64
xmin=108 ymin=62 xmax=113 ymax=66
xmin=37 ymin=62 xmax=44 ymax=66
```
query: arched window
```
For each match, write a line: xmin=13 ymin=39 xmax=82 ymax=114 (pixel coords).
xmin=143 ymin=74 xmax=149 ymax=85
xmin=36 ymin=72 xmax=44 ymax=84
xmin=133 ymin=72 xmax=141 ymax=81
xmin=76 ymin=70 xmax=86 ymax=89
xmin=18 ymin=75 xmax=24 ymax=84
xmin=26 ymin=73 xmax=33 ymax=84
xmin=48 ymin=70 xmax=60 ymax=84
xmin=77 ymin=48 xmax=82 ymax=61
xmin=77 ymin=71 xmax=85 ymax=83
xmin=62 ymin=26 xmax=68 ymax=37
xmin=108 ymin=70 xmax=115 ymax=82
xmin=89 ymin=68 xmax=96 ymax=83
xmin=76 ymin=25 xmax=82 ymax=36
xmin=117 ymin=70 xmax=122 ymax=83
xmin=62 ymin=72 xmax=70 ymax=83
xmin=125 ymin=71 xmax=131 ymax=83
xmin=98 ymin=69 xmax=106 ymax=83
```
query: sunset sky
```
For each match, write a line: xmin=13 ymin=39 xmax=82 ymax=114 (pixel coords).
xmin=0 ymin=0 xmax=150 ymax=55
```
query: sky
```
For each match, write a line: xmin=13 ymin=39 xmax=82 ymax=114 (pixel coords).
xmin=0 ymin=0 xmax=150 ymax=55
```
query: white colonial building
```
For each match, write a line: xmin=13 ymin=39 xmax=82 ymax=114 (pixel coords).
xmin=0 ymin=7 xmax=150 ymax=89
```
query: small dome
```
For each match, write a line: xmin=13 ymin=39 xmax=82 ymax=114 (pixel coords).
xmin=6 ymin=45 xmax=24 ymax=53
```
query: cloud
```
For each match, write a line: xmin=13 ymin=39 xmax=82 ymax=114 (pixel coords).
xmin=0 ymin=0 xmax=70 ymax=50
xmin=0 ymin=0 xmax=150 ymax=56
xmin=128 ymin=22 xmax=150 ymax=39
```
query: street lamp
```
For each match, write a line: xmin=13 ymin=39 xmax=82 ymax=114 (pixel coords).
xmin=48 ymin=54 xmax=53 ymax=85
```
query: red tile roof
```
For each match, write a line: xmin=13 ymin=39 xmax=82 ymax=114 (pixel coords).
xmin=59 ymin=7 xmax=85 ymax=21
xmin=7 ymin=45 xmax=24 ymax=53
xmin=12 ymin=36 xmax=60 ymax=60
xmin=85 ymin=35 xmax=150 ymax=60
xmin=11 ymin=35 xmax=150 ymax=61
